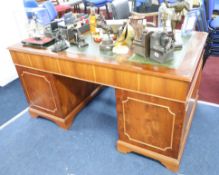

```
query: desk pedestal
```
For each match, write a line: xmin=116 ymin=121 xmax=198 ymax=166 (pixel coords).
xmin=115 ymin=60 xmax=202 ymax=172
xmin=16 ymin=66 xmax=101 ymax=129
xmin=16 ymin=59 xmax=202 ymax=171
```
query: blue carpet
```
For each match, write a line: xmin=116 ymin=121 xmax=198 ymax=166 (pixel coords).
xmin=0 ymin=88 xmax=219 ymax=175
xmin=0 ymin=79 xmax=28 ymax=125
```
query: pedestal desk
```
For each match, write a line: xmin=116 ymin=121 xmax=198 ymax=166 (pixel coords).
xmin=8 ymin=31 xmax=207 ymax=172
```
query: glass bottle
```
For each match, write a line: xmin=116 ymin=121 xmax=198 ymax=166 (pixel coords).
xmin=89 ymin=7 xmax=96 ymax=34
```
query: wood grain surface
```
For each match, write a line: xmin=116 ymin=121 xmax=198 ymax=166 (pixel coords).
xmin=8 ymin=31 xmax=207 ymax=172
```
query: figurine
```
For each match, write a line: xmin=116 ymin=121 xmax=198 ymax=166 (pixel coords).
xmin=96 ymin=13 xmax=114 ymax=51
xmin=164 ymin=0 xmax=190 ymax=40
xmin=158 ymin=2 xmax=173 ymax=32
xmin=158 ymin=0 xmax=190 ymax=40
xmin=114 ymin=22 xmax=135 ymax=47
xmin=112 ymin=21 xmax=135 ymax=54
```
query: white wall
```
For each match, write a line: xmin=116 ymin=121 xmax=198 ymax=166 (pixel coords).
xmin=0 ymin=0 xmax=28 ymax=87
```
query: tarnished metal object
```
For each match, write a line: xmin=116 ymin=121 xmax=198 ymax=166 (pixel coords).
xmin=165 ymin=0 xmax=190 ymax=35
xmin=51 ymin=28 xmax=69 ymax=52
xmin=129 ymin=14 xmax=145 ymax=40
xmin=158 ymin=2 xmax=173 ymax=32
xmin=95 ymin=13 xmax=114 ymax=51
xmin=150 ymin=31 xmax=175 ymax=63
xmin=66 ymin=28 xmax=88 ymax=48
xmin=99 ymin=39 xmax=114 ymax=51
xmin=158 ymin=0 xmax=190 ymax=40
xmin=133 ymin=31 xmax=153 ymax=58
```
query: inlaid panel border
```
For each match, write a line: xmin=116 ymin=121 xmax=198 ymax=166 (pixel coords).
xmin=122 ymin=97 xmax=176 ymax=151
xmin=21 ymin=71 xmax=58 ymax=113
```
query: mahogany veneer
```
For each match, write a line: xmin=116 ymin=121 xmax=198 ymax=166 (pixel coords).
xmin=8 ymin=31 xmax=207 ymax=172
xmin=16 ymin=66 xmax=100 ymax=129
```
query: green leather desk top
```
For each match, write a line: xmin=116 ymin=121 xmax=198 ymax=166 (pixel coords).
xmin=66 ymin=32 xmax=193 ymax=69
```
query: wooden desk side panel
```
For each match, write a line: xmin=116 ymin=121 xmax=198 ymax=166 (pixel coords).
xmin=116 ymin=89 xmax=185 ymax=159
xmin=16 ymin=66 xmax=62 ymax=116
xmin=180 ymin=59 xmax=202 ymax=157
xmin=16 ymin=66 xmax=100 ymax=129
xmin=115 ymin=58 xmax=203 ymax=172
